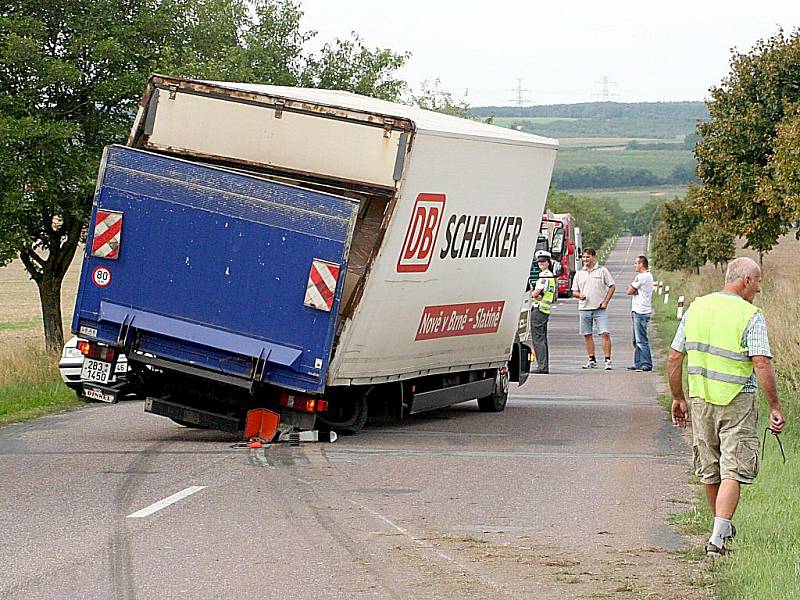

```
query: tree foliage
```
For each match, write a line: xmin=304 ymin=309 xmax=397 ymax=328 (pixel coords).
xmin=0 ymin=0 xmax=176 ymax=349
xmin=545 ymin=189 xmax=625 ymax=250
xmin=651 ymin=188 xmax=734 ymax=272
xmin=0 ymin=0 xmax=408 ymax=350
xmin=626 ymin=196 xmax=666 ymax=236
xmin=695 ymin=29 xmax=800 ymax=255
xmin=301 ymin=33 xmax=408 ymax=100
xmin=756 ymin=105 xmax=800 ymax=229
xmin=410 ymin=78 xmax=470 ymax=117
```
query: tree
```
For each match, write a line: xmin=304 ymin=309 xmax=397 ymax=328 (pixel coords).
xmin=756 ymin=104 xmax=800 ymax=231
xmin=687 ymin=226 xmax=735 ymax=271
xmin=695 ymin=29 xmax=800 ymax=256
xmin=410 ymin=78 xmax=470 ymax=117
xmin=545 ymin=189 xmax=624 ymax=250
xmin=626 ymin=196 xmax=666 ymax=236
xmin=301 ymin=32 xmax=408 ymax=101
xmin=0 ymin=0 xmax=177 ymax=350
xmin=651 ymin=187 xmax=734 ymax=272
xmin=0 ymin=0 xmax=409 ymax=351
xmin=651 ymin=196 xmax=702 ymax=271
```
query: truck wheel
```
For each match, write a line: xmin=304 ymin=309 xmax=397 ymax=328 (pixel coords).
xmin=477 ymin=369 xmax=509 ymax=412
xmin=316 ymin=390 xmax=368 ymax=435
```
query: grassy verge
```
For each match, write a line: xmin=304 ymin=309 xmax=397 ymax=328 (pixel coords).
xmin=651 ymin=240 xmax=800 ymax=599
xmin=0 ymin=342 xmax=81 ymax=426
xmin=0 ymin=318 xmax=41 ymax=331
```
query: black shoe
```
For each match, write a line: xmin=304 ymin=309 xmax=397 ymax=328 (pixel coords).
xmin=626 ymin=366 xmax=638 ymax=371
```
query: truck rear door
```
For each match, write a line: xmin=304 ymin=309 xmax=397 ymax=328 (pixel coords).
xmin=72 ymin=145 xmax=357 ymax=394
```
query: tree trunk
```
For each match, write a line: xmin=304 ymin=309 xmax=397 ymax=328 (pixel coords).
xmin=19 ymin=204 xmax=84 ymax=353
xmin=37 ymin=271 xmax=65 ymax=352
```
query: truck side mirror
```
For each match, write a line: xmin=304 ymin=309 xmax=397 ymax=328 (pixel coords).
xmin=551 ymin=226 xmax=565 ymax=257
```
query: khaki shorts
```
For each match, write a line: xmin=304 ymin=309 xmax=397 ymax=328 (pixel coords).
xmin=691 ymin=392 xmax=759 ymax=484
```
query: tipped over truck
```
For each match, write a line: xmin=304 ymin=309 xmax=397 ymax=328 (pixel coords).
xmin=70 ymin=75 xmax=558 ymax=436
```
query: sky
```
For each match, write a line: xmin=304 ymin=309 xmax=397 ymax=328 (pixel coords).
xmin=297 ymin=0 xmax=800 ymax=107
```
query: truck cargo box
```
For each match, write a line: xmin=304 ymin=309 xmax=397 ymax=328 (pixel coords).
xmin=124 ymin=76 xmax=558 ymax=387
xmin=71 ymin=75 xmax=558 ymax=434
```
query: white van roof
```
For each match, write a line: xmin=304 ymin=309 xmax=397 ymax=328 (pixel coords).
xmin=204 ymin=80 xmax=559 ymax=150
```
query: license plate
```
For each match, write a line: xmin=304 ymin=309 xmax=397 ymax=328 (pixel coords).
xmin=114 ymin=362 xmax=127 ymax=374
xmin=81 ymin=358 xmax=112 ymax=384
xmin=83 ymin=384 xmax=117 ymax=403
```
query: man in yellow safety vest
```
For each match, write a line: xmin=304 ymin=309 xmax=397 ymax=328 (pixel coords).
xmin=669 ymin=257 xmax=785 ymax=558
xmin=531 ymin=251 xmax=557 ymax=374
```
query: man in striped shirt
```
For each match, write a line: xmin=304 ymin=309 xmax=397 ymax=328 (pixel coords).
xmin=669 ymin=257 xmax=785 ymax=558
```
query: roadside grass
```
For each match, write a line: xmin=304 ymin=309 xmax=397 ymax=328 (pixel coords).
xmin=0 ymin=319 xmax=41 ymax=331
xmin=0 ymin=342 xmax=81 ymax=426
xmin=652 ymin=235 xmax=800 ymax=599
xmin=0 ymin=319 xmax=42 ymax=331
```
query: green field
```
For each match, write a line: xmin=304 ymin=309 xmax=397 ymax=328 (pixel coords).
xmin=555 ymin=147 xmax=694 ymax=179
xmin=557 ymin=136 xmax=683 ymax=148
xmin=562 ymin=185 xmax=688 ymax=212
xmin=491 ymin=116 xmax=586 ymax=127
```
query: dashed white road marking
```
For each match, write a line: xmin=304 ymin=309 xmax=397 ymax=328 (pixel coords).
xmin=127 ymin=486 xmax=206 ymax=518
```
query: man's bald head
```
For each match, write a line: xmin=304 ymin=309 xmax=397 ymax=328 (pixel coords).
xmin=724 ymin=257 xmax=762 ymax=302
xmin=725 ymin=257 xmax=760 ymax=284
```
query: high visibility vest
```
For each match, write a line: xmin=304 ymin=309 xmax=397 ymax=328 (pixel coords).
xmin=534 ymin=269 xmax=557 ymax=315
xmin=684 ymin=293 xmax=760 ymax=405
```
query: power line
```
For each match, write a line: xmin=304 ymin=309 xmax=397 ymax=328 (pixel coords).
xmin=593 ymin=75 xmax=619 ymax=101
xmin=509 ymin=78 xmax=531 ymax=107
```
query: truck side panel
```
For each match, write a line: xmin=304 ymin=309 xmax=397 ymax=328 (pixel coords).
xmin=73 ymin=146 xmax=357 ymax=394
xmin=329 ymin=132 xmax=556 ymax=385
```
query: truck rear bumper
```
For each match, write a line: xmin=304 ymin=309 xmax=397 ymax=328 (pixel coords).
xmin=145 ymin=396 xmax=241 ymax=432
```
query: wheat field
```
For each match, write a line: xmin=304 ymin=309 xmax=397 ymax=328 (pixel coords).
xmin=0 ymin=251 xmax=84 ymax=358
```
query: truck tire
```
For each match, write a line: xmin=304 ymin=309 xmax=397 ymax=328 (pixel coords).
xmin=316 ymin=389 xmax=369 ymax=435
xmin=477 ymin=369 xmax=509 ymax=412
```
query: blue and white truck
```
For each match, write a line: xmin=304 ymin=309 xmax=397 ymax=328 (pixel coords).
xmin=71 ymin=75 xmax=557 ymax=436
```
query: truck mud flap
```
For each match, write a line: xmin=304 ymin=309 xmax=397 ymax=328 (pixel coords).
xmin=83 ymin=382 xmax=124 ymax=403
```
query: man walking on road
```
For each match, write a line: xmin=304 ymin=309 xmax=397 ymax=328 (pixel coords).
xmin=572 ymin=247 xmax=616 ymax=369
xmin=669 ymin=257 xmax=786 ymax=558
xmin=530 ymin=251 xmax=557 ymax=374
xmin=626 ymin=255 xmax=653 ymax=371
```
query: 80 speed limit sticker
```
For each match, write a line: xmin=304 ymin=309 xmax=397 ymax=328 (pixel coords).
xmin=92 ymin=266 xmax=112 ymax=288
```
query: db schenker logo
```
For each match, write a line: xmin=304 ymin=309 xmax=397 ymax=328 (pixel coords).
xmin=396 ymin=193 xmax=446 ymax=273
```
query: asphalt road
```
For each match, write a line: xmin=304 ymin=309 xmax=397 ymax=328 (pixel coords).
xmin=0 ymin=235 xmax=707 ymax=600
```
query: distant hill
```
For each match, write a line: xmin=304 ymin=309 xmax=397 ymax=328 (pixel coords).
xmin=469 ymin=101 xmax=709 ymax=139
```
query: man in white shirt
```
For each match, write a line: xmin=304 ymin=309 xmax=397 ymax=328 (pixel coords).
xmin=626 ymin=255 xmax=653 ymax=371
